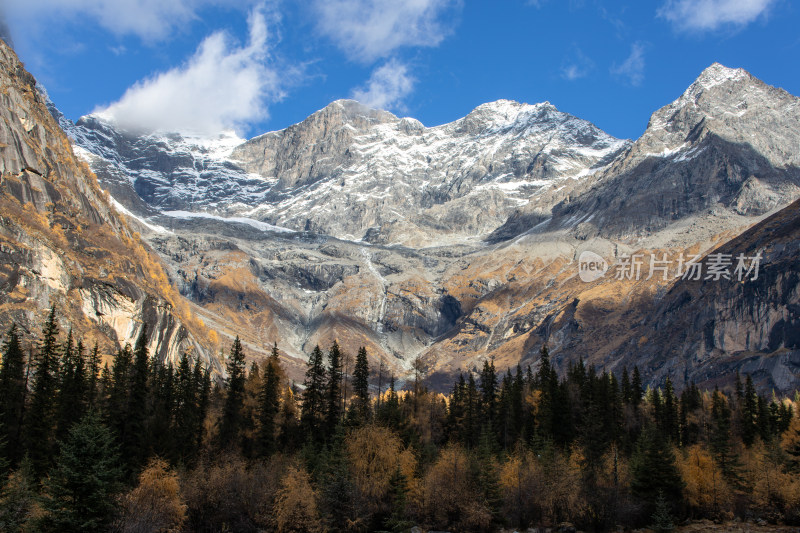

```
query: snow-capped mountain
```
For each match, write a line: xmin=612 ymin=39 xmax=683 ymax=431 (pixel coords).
xmin=68 ymin=98 xmax=630 ymax=246
xmin=42 ymin=62 xmax=800 ymax=392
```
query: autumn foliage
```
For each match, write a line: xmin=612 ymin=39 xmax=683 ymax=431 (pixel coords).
xmin=0 ymin=317 xmax=798 ymax=532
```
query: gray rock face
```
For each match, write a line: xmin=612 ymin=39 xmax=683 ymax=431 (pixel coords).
xmin=230 ymin=99 xmax=629 ymax=243
xmin=0 ymin=39 xmax=215 ymax=371
xmin=70 ymin=98 xmax=629 ymax=246
xmin=607 ymin=198 xmax=800 ymax=393
xmin=533 ymin=64 xmax=800 ymax=240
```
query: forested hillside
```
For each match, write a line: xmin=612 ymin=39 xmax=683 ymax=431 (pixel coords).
xmin=0 ymin=311 xmax=798 ymax=532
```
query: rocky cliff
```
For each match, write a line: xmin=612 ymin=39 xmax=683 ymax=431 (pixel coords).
xmin=0 ymin=38 xmax=220 ymax=372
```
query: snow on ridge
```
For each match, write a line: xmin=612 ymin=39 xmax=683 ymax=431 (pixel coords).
xmin=163 ymin=210 xmax=294 ymax=233
xmin=109 ymin=197 xmax=170 ymax=234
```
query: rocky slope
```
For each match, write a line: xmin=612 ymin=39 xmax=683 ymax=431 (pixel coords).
xmin=44 ymin=59 xmax=800 ymax=393
xmin=497 ymin=63 xmax=800 ymax=242
xmin=73 ymin=98 xmax=630 ymax=246
xmin=0 ymin=38 xmax=221 ymax=372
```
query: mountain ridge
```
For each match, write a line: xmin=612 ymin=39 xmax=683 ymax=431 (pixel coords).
xmin=15 ymin=53 xmax=800 ymax=392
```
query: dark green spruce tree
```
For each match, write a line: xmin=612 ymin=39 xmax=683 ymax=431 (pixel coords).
xmin=122 ymin=326 xmax=150 ymax=473
xmin=55 ymin=333 xmax=87 ymax=442
xmin=0 ymin=325 xmax=27 ymax=465
xmin=301 ymin=345 xmax=327 ymax=444
xmin=325 ymin=341 xmax=343 ymax=436
xmin=39 ymin=411 xmax=122 ymax=533
xmin=349 ymin=346 xmax=371 ymax=424
xmin=257 ymin=347 xmax=281 ymax=457
xmin=24 ymin=305 xmax=60 ymax=478
xmin=172 ymin=352 xmax=198 ymax=463
xmin=218 ymin=336 xmax=246 ymax=449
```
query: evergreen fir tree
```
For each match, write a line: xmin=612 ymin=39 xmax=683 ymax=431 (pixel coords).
xmin=662 ymin=377 xmax=679 ymax=444
xmin=383 ymin=467 xmax=413 ymax=533
xmin=172 ymin=352 xmax=195 ymax=462
xmin=24 ymin=305 xmax=60 ymax=478
xmin=194 ymin=359 xmax=212 ymax=452
xmin=218 ymin=336 xmax=246 ymax=449
xmin=376 ymin=375 xmax=402 ymax=430
xmin=479 ymin=357 xmax=498 ymax=427
xmin=0 ymin=325 xmax=27 ymax=465
xmin=300 ymin=345 xmax=327 ymax=444
xmin=122 ymin=326 xmax=150 ymax=472
xmin=464 ymin=373 xmax=480 ymax=448
xmin=86 ymin=343 xmax=101 ymax=409
xmin=710 ymin=388 xmax=741 ymax=484
xmin=317 ymin=426 xmax=357 ymax=531
xmin=651 ymin=490 xmax=675 ymax=533
xmin=350 ymin=346 xmax=371 ymax=424
xmin=741 ymin=374 xmax=758 ymax=446
xmin=447 ymin=374 xmax=466 ymax=444
xmin=621 ymin=367 xmax=632 ymax=404
xmin=257 ymin=351 xmax=280 ymax=457
xmin=39 ymin=411 xmax=122 ymax=533
xmin=631 ymin=366 xmax=643 ymax=408
xmin=325 ymin=341 xmax=344 ymax=437
xmin=55 ymin=333 xmax=87 ymax=443
xmin=147 ymin=360 xmax=175 ymax=460
xmin=630 ymin=425 xmax=683 ymax=507
xmin=106 ymin=344 xmax=132 ymax=440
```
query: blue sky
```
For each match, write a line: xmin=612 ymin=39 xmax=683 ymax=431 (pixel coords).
xmin=2 ymin=0 xmax=798 ymax=140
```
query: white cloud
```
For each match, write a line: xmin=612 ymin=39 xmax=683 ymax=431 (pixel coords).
xmin=658 ymin=0 xmax=775 ymax=32
xmin=312 ymin=0 xmax=457 ymax=63
xmin=2 ymin=0 xmax=252 ymax=42
xmin=351 ymin=60 xmax=415 ymax=111
xmin=561 ymin=46 xmax=593 ymax=81
xmin=95 ymin=6 xmax=292 ymax=135
xmin=611 ymin=42 xmax=646 ymax=86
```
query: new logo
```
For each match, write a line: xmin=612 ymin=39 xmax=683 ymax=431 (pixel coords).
xmin=578 ymin=251 xmax=608 ymax=282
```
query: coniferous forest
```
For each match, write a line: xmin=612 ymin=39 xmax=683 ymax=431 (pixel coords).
xmin=0 ymin=307 xmax=799 ymax=532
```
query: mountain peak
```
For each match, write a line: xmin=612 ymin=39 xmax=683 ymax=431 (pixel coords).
xmin=692 ymin=62 xmax=749 ymax=91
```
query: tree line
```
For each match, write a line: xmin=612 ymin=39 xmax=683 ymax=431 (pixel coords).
xmin=0 ymin=307 xmax=798 ymax=532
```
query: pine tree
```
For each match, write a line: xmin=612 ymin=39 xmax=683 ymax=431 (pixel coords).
xmin=376 ymin=375 xmax=402 ymax=430
xmin=122 ymin=326 xmax=151 ymax=472
xmin=350 ymin=346 xmax=371 ymax=424
xmin=464 ymin=373 xmax=480 ymax=448
xmin=621 ymin=367 xmax=632 ymax=404
xmin=631 ymin=366 xmax=643 ymax=408
xmin=218 ymin=336 xmax=246 ymax=449
xmin=172 ymin=352 xmax=198 ymax=463
xmin=55 ymin=333 xmax=87 ymax=442
xmin=193 ymin=359 xmax=211 ymax=452
xmin=325 ymin=341 xmax=343 ymax=436
xmin=318 ymin=427 xmax=357 ymax=531
xmin=301 ymin=345 xmax=327 ymax=444
xmin=709 ymin=388 xmax=741 ymax=485
xmin=24 ymin=305 xmax=60 ymax=478
xmin=447 ymin=374 xmax=466 ymax=444
xmin=0 ymin=325 xmax=27 ymax=465
xmin=479 ymin=357 xmax=498 ymax=428
xmin=147 ymin=360 xmax=175 ymax=461
xmin=383 ymin=466 xmax=413 ymax=532
xmin=741 ymin=374 xmax=758 ymax=446
xmin=630 ymin=425 xmax=683 ymax=508
xmin=39 ymin=411 xmax=122 ymax=533
xmin=651 ymin=490 xmax=675 ymax=533
xmin=257 ymin=350 xmax=280 ymax=457
xmin=662 ymin=377 xmax=679 ymax=444
xmin=106 ymin=344 xmax=132 ymax=440
xmin=86 ymin=343 xmax=101 ymax=409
